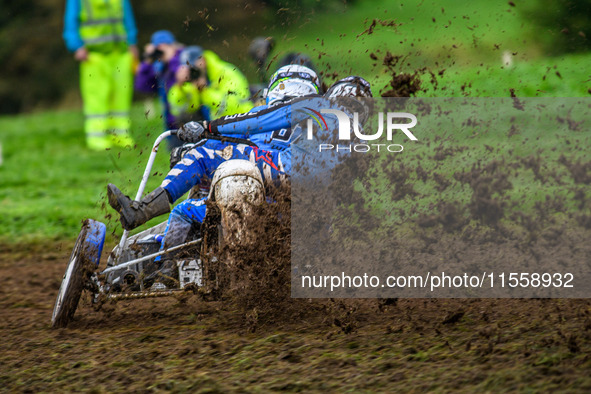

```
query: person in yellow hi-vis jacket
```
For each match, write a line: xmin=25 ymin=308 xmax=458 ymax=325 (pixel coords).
xmin=167 ymin=46 xmax=253 ymax=123
xmin=63 ymin=0 xmax=138 ymax=151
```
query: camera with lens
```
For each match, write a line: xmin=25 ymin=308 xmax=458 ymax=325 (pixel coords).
xmin=189 ymin=67 xmax=202 ymax=80
xmin=147 ymin=48 xmax=164 ymax=62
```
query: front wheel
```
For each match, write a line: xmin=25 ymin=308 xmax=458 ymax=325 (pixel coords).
xmin=51 ymin=219 xmax=106 ymax=328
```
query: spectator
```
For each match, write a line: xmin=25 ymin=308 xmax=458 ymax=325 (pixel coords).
xmin=63 ymin=0 xmax=138 ymax=151
xmin=167 ymin=46 xmax=253 ymax=123
xmin=134 ymin=30 xmax=186 ymax=148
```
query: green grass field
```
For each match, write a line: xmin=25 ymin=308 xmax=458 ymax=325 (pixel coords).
xmin=0 ymin=0 xmax=590 ymax=243
xmin=352 ymin=98 xmax=591 ymax=230
xmin=0 ymin=103 xmax=171 ymax=243
xmin=273 ymin=0 xmax=591 ymax=97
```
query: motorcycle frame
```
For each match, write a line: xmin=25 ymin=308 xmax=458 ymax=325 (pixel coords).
xmin=97 ymin=130 xmax=202 ymax=290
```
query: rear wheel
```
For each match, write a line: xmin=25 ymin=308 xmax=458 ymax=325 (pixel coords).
xmin=51 ymin=219 xmax=106 ymax=328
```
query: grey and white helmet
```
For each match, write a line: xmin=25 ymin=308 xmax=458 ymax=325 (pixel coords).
xmin=265 ymin=65 xmax=320 ymax=105
xmin=325 ymin=76 xmax=373 ymax=98
xmin=325 ymin=76 xmax=373 ymax=124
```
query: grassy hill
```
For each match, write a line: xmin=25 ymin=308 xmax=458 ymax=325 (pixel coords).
xmin=270 ymin=0 xmax=590 ymax=97
xmin=0 ymin=0 xmax=590 ymax=243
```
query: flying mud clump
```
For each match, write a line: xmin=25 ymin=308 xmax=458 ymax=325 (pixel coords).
xmin=379 ymin=51 xmax=424 ymax=97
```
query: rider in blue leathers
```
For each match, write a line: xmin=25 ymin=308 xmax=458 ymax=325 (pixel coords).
xmin=107 ymin=65 xmax=321 ymax=230
xmin=155 ymin=117 xmax=295 ymax=252
xmin=107 ymin=68 xmax=372 ymax=256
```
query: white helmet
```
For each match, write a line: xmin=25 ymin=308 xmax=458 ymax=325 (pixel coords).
xmin=325 ymin=76 xmax=373 ymax=124
xmin=265 ymin=65 xmax=320 ymax=105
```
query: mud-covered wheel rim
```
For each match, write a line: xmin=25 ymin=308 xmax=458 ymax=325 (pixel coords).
xmin=51 ymin=219 xmax=105 ymax=328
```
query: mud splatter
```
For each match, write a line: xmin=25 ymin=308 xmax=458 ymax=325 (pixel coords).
xmin=357 ymin=19 xmax=399 ymax=38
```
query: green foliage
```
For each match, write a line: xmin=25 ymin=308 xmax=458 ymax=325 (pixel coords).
xmin=0 ymin=0 xmax=276 ymax=115
xmin=0 ymin=0 xmax=73 ymax=113
xmin=520 ymin=0 xmax=591 ymax=54
xmin=261 ymin=0 xmax=352 ymax=12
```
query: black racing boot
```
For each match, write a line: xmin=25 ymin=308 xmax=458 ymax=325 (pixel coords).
xmin=107 ymin=184 xmax=171 ymax=230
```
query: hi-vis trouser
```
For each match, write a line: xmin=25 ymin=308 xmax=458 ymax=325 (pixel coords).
xmin=80 ymin=50 xmax=134 ymax=149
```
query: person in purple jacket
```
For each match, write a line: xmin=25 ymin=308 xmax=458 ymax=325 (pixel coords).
xmin=134 ymin=30 xmax=185 ymax=148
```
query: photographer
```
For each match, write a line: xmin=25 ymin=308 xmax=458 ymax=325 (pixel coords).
xmin=167 ymin=46 xmax=253 ymax=123
xmin=134 ymin=30 xmax=185 ymax=147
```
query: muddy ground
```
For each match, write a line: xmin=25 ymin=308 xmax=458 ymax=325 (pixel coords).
xmin=2 ymin=242 xmax=591 ymax=392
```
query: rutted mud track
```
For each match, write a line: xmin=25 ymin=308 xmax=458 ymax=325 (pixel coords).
xmin=2 ymin=243 xmax=591 ymax=391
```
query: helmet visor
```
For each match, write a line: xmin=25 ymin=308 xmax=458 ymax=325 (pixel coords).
xmin=268 ymin=71 xmax=320 ymax=92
